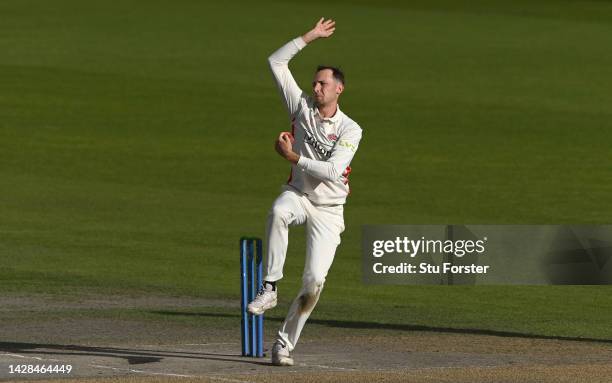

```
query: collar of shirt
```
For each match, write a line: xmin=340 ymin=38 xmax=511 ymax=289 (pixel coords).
xmin=315 ymin=105 xmax=342 ymax=124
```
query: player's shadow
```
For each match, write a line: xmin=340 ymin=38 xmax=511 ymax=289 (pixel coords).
xmin=151 ymin=310 xmax=612 ymax=345
xmin=0 ymin=342 xmax=270 ymax=366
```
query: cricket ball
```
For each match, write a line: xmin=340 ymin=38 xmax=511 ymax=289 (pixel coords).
xmin=280 ymin=131 xmax=295 ymax=144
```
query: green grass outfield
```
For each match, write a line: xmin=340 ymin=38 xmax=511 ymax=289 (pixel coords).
xmin=1 ymin=0 xmax=611 ymax=339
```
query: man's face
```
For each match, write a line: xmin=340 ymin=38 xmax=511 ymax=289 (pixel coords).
xmin=312 ymin=69 xmax=344 ymax=107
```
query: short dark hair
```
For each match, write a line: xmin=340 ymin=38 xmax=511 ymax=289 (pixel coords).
xmin=316 ymin=65 xmax=345 ymax=85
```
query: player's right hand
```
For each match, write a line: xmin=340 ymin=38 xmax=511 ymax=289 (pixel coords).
xmin=303 ymin=18 xmax=336 ymax=43
xmin=311 ymin=17 xmax=335 ymax=39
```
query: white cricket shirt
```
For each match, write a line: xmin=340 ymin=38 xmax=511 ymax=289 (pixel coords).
xmin=269 ymin=37 xmax=363 ymax=206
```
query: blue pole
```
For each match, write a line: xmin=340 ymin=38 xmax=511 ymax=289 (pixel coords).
xmin=240 ymin=238 xmax=249 ymax=356
xmin=248 ymin=239 xmax=256 ymax=357
xmin=256 ymin=238 xmax=264 ymax=357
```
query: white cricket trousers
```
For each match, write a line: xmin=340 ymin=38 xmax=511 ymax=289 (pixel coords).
xmin=264 ymin=186 xmax=345 ymax=351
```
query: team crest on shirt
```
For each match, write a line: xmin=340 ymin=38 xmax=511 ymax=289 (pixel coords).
xmin=327 ymin=133 xmax=338 ymax=141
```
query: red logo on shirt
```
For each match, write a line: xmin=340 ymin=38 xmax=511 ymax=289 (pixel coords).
xmin=328 ymin=134 xmax=338 ymax=141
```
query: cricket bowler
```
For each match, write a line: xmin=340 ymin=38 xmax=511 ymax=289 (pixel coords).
xmin=247 ymin=17 xmax=362 ymax=366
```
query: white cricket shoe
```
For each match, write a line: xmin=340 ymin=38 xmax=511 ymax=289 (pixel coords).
xmin=271 ymin=341 xmax=294 ymax=366
xmin=247 ymin=285 xmax=277 ymax=315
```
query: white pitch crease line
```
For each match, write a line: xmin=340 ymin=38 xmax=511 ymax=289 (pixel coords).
xmin=1 ymin=351 xmax=197 ymax=379
xmin=205 ymin=376 xmax=254 ymax=383
xmin=298 ymin=362 xmax=357 ymax=371
xmin=0 ymin=352 xmax=63 ymax=363
xmin=366 ymin=364 xmax=503 ymax=373
xmin=90 ymin=364 xmax=198 ymax=378
xmin=417 ymin=364 xmax=502 ymax=371
xmin=135 ymin=342 xmax=239 ymax=348
xmin=182 ymin=343 xmax=239 ymax=346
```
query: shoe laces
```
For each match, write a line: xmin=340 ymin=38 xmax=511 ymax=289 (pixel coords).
xmin=256 ymin=283 xmax=276 ymax=299
xmin=255 ymin=286 xmax=269 ymax=298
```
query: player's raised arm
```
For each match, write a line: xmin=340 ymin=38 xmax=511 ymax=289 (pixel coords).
xmin=268 ymin=18 xmax=336 ymax=119
xmin=301 ymin=17 xmax=336 ymax=44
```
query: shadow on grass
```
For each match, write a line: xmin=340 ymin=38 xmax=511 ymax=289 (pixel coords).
xmin=0 ymin=342 xmax=270 ymax=366
xmin=149 ymin=310 xmax=612 ymax=345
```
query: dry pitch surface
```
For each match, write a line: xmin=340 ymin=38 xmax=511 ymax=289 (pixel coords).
xmin=1 ymin=295 xmax=611 ymax=383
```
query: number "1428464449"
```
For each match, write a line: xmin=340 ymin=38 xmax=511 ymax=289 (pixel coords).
xmin=9 ymin=364 xmax=72 ymax=374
